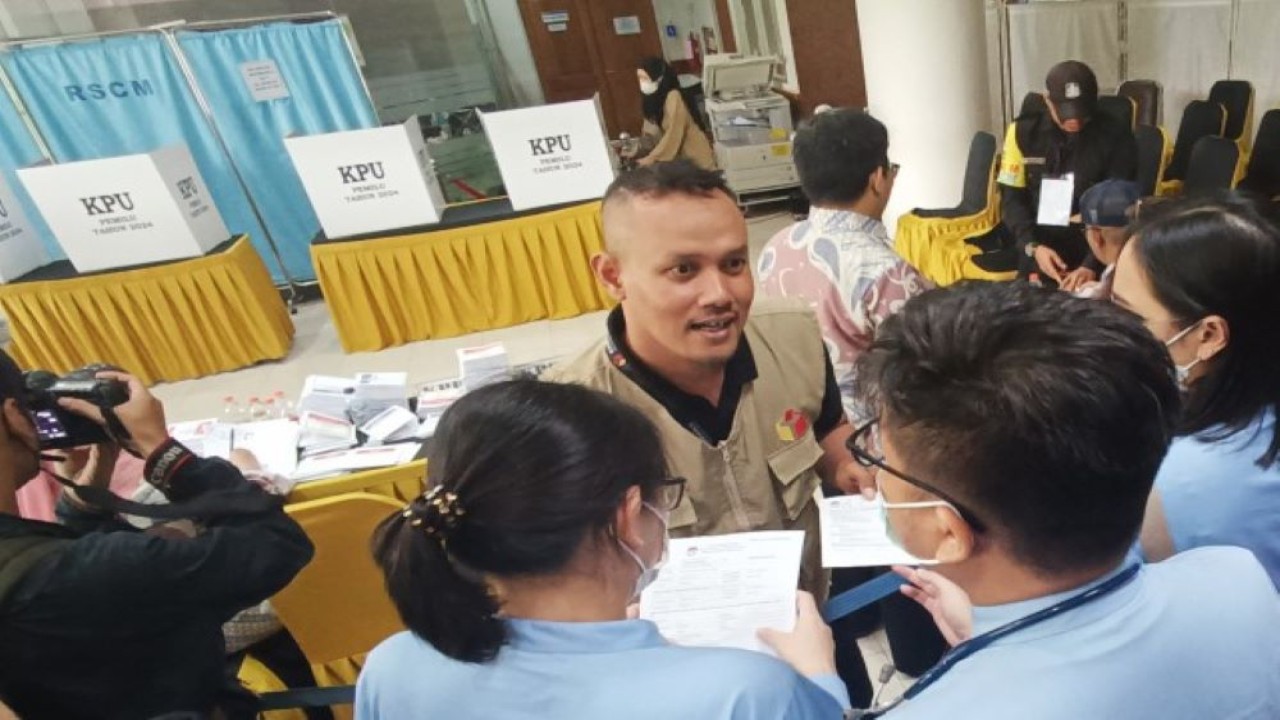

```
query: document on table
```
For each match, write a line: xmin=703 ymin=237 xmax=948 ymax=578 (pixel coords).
xmin=639 ymin=531 xmax=803 ymax=655
xmin=291 ymin=442 xmax=421 ymax=482
xmin=232 ymin=419 xmax=300 ymax=478
xmin=819 ymin=495 xmax=935 ymax=568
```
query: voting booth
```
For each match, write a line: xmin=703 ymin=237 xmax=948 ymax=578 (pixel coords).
xmin=285 ymin=116 xmax=448 ymax=239
xmin=0 ymin=175 xmax=49 ymax=283
xmin=18 ymin=145 xmax=228 ymax=273
xmin=481 ymin=99 xmax=616 ymax=211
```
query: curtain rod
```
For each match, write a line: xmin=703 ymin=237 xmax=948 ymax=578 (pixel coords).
xmin=0 ymin=11 xmax=340 ymax=49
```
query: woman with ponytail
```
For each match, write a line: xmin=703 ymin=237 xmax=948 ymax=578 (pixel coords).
xmin=631 ymin=56 xmax=716 ymax=170
xmin=357 ymin=379 xmax=847 ymax=719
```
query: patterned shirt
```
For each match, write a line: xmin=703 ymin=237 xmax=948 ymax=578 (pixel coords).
xmin=758 ymin=208 xmax=930 ymax=424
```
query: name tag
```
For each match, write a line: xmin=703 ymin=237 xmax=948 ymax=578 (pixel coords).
xmin=1037 ymin=173 xmax=1074 ymax=227
xmin=1024 ymin=157 xmax=1046 ymax=166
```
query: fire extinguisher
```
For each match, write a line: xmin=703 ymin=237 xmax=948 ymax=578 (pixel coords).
xmin=688 ymin=31 xmax=702 ymax=73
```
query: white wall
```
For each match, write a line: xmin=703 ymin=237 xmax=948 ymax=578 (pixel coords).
xmin=651 ymin=0 xmax=720 ymax=62
xmin=480 ymin=0 xmax=545 ymax=107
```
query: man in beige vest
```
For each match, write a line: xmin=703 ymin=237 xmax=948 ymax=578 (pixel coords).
xmin=545 ymin=160 xmax=870 ymax=604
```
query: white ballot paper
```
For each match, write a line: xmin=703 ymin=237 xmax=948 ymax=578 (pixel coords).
xmin=639 ymin=531 xmax=803 ymax=654
xmin=819 ymin=495 xmax=936 ymax=568
xmin=1036 ymin=173 xmax=1074 ymax=227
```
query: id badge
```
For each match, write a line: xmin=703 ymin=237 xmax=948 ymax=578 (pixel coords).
xmin=1037 ymin=173 xmax=1074 ymax=227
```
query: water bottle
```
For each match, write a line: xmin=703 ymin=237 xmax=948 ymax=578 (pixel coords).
xmin=222 ymin=395 xmax=243 ymax=424
xmin=247 ymin=396 xmax=266 ymax=421
xmin=263 ymin=396 xmax=277 ymax=420
xmin=273 ymin=390 xmax=296 ymax=421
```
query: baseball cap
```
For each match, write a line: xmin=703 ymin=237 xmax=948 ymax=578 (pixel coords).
xmin=1079 ymin=179 xmax=1140 ymax=228
xmin=1046 ymin=61 xmax=1099 ymax=121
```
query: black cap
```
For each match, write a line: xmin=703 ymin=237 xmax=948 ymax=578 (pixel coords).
xmin=1080 ymin=179 xmax=1140 ymax=228
xmin=1046 ymin=61 xmax=1098 ymax=121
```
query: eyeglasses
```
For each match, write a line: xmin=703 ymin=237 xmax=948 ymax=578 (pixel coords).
xmin=846 ymin=420 xmax=986 ymax=531
xmin=654 ymin=477 xmax=687 ymax=512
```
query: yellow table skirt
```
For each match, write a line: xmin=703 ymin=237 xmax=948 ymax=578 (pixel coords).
xmin=311 ymin=201 xmax=614 ymax=353
xmin=287 ymin=459 xmax=426 ymax=505
xmin=0 ymin=237 xmax=294 ymax=385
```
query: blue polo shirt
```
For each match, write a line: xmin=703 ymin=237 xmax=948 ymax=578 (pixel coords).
xmin=356 ymin=618 xmax=847 ymax=719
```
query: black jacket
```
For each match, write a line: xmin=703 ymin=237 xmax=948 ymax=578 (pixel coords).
xmin=0 ymin=442 xmax=314 ymax=720
xmin=1000 ymin=111 xmax=1138 ymax=268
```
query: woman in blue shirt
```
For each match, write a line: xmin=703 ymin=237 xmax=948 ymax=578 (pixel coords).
xmin=356 ymin=379 xmax=848 ymax=719
xmin=1110 ymin=193 xmax=1280 ymax=587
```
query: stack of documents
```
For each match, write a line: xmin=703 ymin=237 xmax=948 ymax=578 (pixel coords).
xmin=415 ymin=381 xmax=465 ymax=438
xmin=232 ymin=419 xmax=301 ymax=478
xmin=167 ymin=419 xmax=233 ymax=460
xmin=292 ymin=443 xmax=422 ymax=483
xmin=298 ymin=411 xmax=358 ymax=457
xmin=358 ymin=405 xmax=420 ymax=446
xmin=296 ymin=375 xmax=354 ymax=418
xmin=457 ymin=343 xmax=510 ymax=392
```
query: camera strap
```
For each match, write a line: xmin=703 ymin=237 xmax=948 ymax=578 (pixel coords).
xmin=43 ymin=463 xmax=283 ymax=522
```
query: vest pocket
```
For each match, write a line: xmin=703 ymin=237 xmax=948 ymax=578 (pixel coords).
xmin=766 ymin=431 xmax=824 ymax=521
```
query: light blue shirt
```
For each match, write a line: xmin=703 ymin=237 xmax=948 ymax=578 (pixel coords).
xmin=1155 ymin=409 xmax=1280 ymax=588
xmin=356 ymin=618 xmax=848 ymax=719
xmin=884 ymin=547 xmax=1280 ymax=719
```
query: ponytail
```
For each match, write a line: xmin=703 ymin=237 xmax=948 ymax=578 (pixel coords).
xmin=372 ymin=493 xmax=503 ymax=663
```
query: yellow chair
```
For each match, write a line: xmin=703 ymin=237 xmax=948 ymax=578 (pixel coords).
xmin=896 ymin=130 xmax=1013 ymax=286
xmin=1159 ymin=100 xmax=1227 ymax=196
xmin=250 ymin=493 xmax=408 ymax=720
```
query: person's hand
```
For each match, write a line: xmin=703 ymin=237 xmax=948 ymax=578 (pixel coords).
xmin=58 ymin=372 xmax=169 ymax=458
xmin=833 ymin=460 xmax=876 ymax=500
xmin=53 ymin=444 xmax=121 ymax=489
xmin=1059 ymin=266 xmax=1097 ymax=292
xmin=635 ymin=154 xmax=656 ymax=167
xmin=893 ymin=565 xmax=973 ymax=646
xmin=758 ymin=591 xmax=837 ymax=678
xmin=1033 ymin=245 xmax=1068 ymax=283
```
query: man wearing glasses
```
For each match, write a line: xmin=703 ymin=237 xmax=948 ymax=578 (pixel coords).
xmin=767 ymin=281 xmax=1280 ymax=718
xmin=546 ymin=160 xmax=867 ymax=611
xmin=757 ymin=108 xmax=943 ymax=703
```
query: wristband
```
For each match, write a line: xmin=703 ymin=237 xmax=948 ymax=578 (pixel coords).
xmin=144 ymin=437 xmax=191 ymax=492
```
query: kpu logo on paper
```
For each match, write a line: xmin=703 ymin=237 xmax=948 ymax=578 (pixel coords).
xmin=80 ymin=193 xmax=134 ymax=216
xmin=529 ymin=135 xmax=572 ymax=156
xmin=339 ymin=162 xmax=385 ymax=184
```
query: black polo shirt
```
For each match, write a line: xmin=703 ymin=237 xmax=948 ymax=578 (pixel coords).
xmin=605 ymin=307 xmax=845 ymax=445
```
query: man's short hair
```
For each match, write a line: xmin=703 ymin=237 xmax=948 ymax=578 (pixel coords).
xmin=0 ymin=349 xmax=24 ymax=408
xmin=603 ymin=160 xmax=734 ymax=207
xmin=857 ymin=282 xmax=1181 ymax=574
xmin=793 ymin=109 xmax=889 ymax=206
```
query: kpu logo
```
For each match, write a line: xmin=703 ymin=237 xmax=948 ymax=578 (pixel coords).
xmin=177 ymin=177 xmax=198 ymax=201
xmin=65 ymin=80 xmax=155 ymax=102
xmin=529 ymin=135 xmax=572 ymax=156
xmin=339 ymin=162 xmax=385 ymax=184
xmin=81 ymin=193 xmax=135 ymax=216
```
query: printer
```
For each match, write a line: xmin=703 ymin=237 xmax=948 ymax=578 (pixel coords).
xmin=702 ymin=54 xmax=798 ymax=198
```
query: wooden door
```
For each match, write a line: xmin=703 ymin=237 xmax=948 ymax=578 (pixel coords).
xmin=519 ymin=0 xmax=662 ymax=136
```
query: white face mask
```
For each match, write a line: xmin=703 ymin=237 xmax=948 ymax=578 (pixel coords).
xmin=877 ymin=490 xmax=948 ymax=563
xmin=1164 ymin=321 xmax=1203 ymax=389
xmin=639 ymin=79 xmax=660 ymax=96
xmin=617 ymin=502 xmax=669 ymax=601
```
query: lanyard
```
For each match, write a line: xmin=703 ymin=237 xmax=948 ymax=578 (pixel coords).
xmin=848 ymin=563 xmax=1141 ymax=719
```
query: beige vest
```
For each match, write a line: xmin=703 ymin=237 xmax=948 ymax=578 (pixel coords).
xmin=546 ymin=299 xmax=830 ymax=599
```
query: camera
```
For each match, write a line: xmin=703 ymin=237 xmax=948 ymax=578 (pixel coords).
xmin=23 ymin=365 xmax=130 ymax=449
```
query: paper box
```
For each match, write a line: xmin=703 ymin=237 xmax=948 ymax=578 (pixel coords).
xmin=18 ymin=145 xmax=228 ymax=273
xmin=285 ymin=116 xmax=447 ymax=238
xmin=0 ymin=174 xmax=48 ymax=282
xmin=481 ymin=99 xmax=616 ymax=211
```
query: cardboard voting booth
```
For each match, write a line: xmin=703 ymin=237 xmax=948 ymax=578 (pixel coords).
xmin=0 ymin=175 xmax=49 ymax=283
xmin=285 ymin=116 xmax=448 ymax=239
xmin=19 ymin=145 xmax=228 ymax=273
xmin=481 ymin=99 xmax=615 ymax=211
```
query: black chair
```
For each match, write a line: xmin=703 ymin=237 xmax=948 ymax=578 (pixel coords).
xmin=1240 ymin=109 xmax=1280 ymax=200
xmin=1019 ymin=91 xmax=1047 ymax=119
xmin=1208 ymin=79 xmax=1254 ymax=143
xmin=1183 ymin=135 xmax=1240 ymax=195
xmin=913 ymin=131 xmax=997 ymax=219
xmin=1135 ymin=124 xmax=1169 ymax=198
xmin=1118 ymin=80 xmax=1162 ymax=127
xmin=1166 ymin=100 xmax=1226 ymax=183
xmin=1098 ymin=94 xmax=1136 ymax=131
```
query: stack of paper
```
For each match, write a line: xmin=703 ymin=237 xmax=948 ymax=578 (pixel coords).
xmin=349 ymin=372 xmax=410 ymax=427
xmin=358 ymin=405 xmax=420 ymax=446
xmin=292 ymin=443 xmax=422 ymax=483
xmin=232 ymin=419 xmax=301 ymax=478
xmin=457 ymin=343 xmax=510 ymax=391
xmin=298 ymin=411 xmax=358 ymax=457
xmin=297 ymin=375 xmax=354 ymax=418
xmin=168 ymin=419 xmax=233 ymax=460
xmin=415 ymin=382 xmax=465 ymax=438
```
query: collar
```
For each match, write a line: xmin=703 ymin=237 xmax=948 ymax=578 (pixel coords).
xmin=806 ymin=206 xmax=889 ymax=242
xmin=505 ymin=618 xmax=666 ymax=654
xmin=969 ymin=561 xmax=1138 ymax=639
xmin=604 ymin=306 xmax=758 ymax=396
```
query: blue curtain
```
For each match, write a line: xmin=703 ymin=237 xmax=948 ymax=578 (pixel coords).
xmin=0 ymin=35 xmax=278 ymax=279
xmin=177 ymin=20 xmax=379 ymax=281
xmin=0 ymin=88 xmax=60 ymax=259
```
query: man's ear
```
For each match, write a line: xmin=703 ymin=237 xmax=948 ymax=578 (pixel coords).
xmin=1196 ymin=314 xmax=1229 ymax=363
xmin=592 ymin=252 xmax=626 ymax=302
xmin=932 ymin=505 xmax=976 ymax=565
xmin=613 ymin=485 xmax=645 ymax=549
xmin=2 ymin=399 xmax=38 ymax=454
